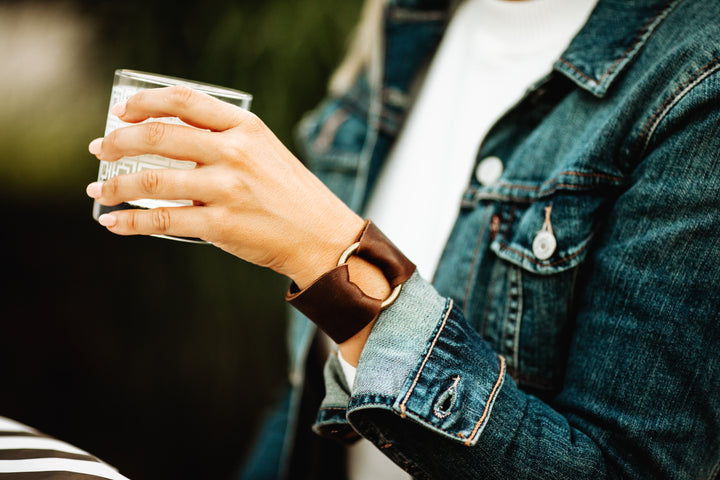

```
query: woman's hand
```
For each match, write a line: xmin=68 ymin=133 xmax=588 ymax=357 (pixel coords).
xmin=86 ymin=85 xmax=365 ymax=289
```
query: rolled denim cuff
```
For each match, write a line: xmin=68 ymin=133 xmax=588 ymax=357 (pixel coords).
xmin=315 ymin=272 xmax=506 ymax=447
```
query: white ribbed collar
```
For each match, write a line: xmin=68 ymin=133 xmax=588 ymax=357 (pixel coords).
xmin=459 ymin=0 xmax=598 ymax=58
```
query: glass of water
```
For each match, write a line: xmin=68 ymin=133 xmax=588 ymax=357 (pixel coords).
xmin=92 ymin=69 xmax=252 ymax=243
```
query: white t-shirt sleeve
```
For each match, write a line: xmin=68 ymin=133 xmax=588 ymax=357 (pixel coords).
xmin=337 ymin=350 xmax=357 ymax=391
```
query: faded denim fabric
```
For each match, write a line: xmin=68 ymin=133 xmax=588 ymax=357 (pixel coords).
xmin=241 ymin=0 xmax=720 ymax=478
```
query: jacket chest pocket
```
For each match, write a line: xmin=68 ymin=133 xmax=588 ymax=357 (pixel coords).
xmin=475 ymin=189 xmax=606 ymax=396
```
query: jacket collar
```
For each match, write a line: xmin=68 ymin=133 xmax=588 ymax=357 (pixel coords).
xmin=555 ymin=0 xmax=682 ymax=97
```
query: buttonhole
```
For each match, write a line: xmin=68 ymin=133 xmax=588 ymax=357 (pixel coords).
xmin=434 ymin=376 xmax=460 ymax=419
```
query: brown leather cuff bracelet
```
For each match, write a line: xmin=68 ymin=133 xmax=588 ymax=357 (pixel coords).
xmin=285 ymin=220 xmax=416 ymax=344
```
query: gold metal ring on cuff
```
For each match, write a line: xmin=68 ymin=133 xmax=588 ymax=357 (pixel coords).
xmin=337 ymin=241 xmax=403 ymax=310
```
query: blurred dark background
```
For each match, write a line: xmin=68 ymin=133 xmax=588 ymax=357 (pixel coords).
xmin=0 ymin=0 xmax=362 ymax=478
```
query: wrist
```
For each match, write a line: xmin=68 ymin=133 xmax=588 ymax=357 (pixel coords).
xmin=285 ymin=220 xmax=416 ymax=345
xmin=337 ymin=257 xmax=392 ymax=366
xmin=345 ymin=256 xmax=392 ymax=300
xmin=288 ymin=213 xmax=365 ymax=290
xmin=338 ymin=319 xmax=376 ymax=367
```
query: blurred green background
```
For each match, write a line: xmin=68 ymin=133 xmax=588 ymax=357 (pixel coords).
xmin=0 ymin=0 xmax=362 ymax=478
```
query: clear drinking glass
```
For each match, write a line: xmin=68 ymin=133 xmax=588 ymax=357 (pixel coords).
xmin=92 ymin=69 xmax=252 ymax=243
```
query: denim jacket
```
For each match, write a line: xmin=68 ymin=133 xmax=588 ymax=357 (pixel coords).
xmin=245 ymin=0 xmax=720 ymax=478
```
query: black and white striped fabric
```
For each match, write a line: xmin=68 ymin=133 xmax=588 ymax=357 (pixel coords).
xmin=0 ymin=416 xmax=129 ymax=480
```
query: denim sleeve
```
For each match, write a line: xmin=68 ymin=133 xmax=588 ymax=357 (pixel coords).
xmin=313 ymin=93 xmax=720 ymax=478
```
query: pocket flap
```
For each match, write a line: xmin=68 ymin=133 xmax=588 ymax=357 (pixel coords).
xmin=489 ymin=193 xmax=603 ymax=275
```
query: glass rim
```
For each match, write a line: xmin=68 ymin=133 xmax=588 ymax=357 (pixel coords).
xmin=115 ymin=69 xmax=252 ymax=101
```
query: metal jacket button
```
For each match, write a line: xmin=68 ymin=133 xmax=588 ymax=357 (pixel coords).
xmin=475 ymin=156 xmax=503 ymax=186
xmin=533 ymin=205 xmax=557 ymax=260
xmin=532 ymin=231 xmax=556 ymax=260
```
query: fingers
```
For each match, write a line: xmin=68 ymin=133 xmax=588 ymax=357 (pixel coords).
xmin=87 ymin=167 xmax=218 ymax=206
xmin=96 ymin=205 xmax=209 ymax=240
xmin=90 ymin=122 xmax=222 ymax=164
xmin=117 ymin=85 xmax=252 ymax=132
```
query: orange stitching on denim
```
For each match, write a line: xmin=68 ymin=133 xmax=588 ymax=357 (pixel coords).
xmin=558 ymin=0 xmax=677 ymax=87
xmin=399 ymin=299 xmax=454 ymax=418
xmin=638 ymin=55 xmax=720 ymax=157
xmin=640 ymin=56 xmax=720 ymax=144
xmin=558 ymin=171 xmax=624 ymax=183
xmin=465 ymin=355 xmax=506 ymax=446
xmin=499 ymin=237 xmax=591 ymax=267
xmin=536 ymin=184 xmax=591 ymax=199
xmin=496 ymin=171 xmax=623 ymax=195
xmin=557 ymin=58 xmax=595 ymax=84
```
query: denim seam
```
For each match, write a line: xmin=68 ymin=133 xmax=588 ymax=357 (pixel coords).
xmin=497 ymin=235 xmax=592 ymax=268
xmin=471 ymin=183 xmax=612 ymax=204
xmin=311 ymin=107 xmax=349 ymax=155
xmin=468 ymin=177 xmax=624 ymax=204
xmin=469 ymin=192 xmax=525 ymax=205
xmin=351 ymin=393 xmax=398 ymax=405
xmin=500 ymin=280 xmax=511 ymax=362
xmin=337 ymin=92 xmax=404 ymax=134
xmin=463 ymin=215 xmax=489 ymax=307
xmin=399 ymin=299 xmax=454 ymax=418
xmin=637 ymin=54 xmax=720 ymax=158
xmin=352 ymin=402 xmax=395 ymax=408
xmin=538 ymin=183 xmax=602 ymax=196
xmin=500 ymin=177 xmax=623 ymax=192
xmin=500 ymin=260 xmax=520 ymax=365
xmin=557 ymin=170 xmax=624 ymax=182
xmin=317 ymin=90 xmax=404 ymax=147
xmin=541 ymin=171 xmax=624 ymax=188
xmin=557 ymin=0 xmax=680 ymax=88
xmin=465 ymin=355 xmax=506 ymax=445
xmin=397 ymin=299 xmax=507 ymax=446
xmin=508 ymin=266 xmax=523 ymax=370
xmin=709 ymin=456 xmax=720 ymax=480
xmin=351 ymin=34 xmax=386 ymax=211
xmin=473 ymin=170 xmax=624 ymax=194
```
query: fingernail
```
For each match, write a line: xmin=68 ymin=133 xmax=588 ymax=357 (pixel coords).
xmin=89 ymin=137 xmax=103 ymax=155
xmin=110 ymin=100 xmax=127 ymax=117
xmin=98 ymin=213 xmax=117 ymax=227
xmin=86 ymin=181 xmax=102 ymax=199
